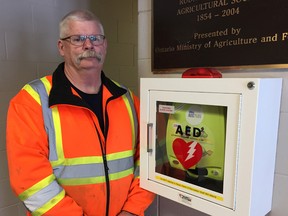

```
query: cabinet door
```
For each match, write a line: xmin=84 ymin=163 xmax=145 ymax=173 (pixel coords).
xmin=146 ymin=90 xmax=241 ymax=209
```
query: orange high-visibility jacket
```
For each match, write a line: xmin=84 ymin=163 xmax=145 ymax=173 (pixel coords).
xmin=6 ymin=63 xmax=155 ymax=216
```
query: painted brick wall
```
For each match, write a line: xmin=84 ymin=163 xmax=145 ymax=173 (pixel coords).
xmin=138 ymin=1 xmax=288 ymax=216
xmin=91 ymin=0 xmax=139 ymax=95
xmin=0 ymin=1 xmax=88 ymax=215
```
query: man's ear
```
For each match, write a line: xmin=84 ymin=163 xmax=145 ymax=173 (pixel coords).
xmin=103 ymin=37 xmax=108 ymax=49
xmin=57 ymin=40 xmax=65 ymax=57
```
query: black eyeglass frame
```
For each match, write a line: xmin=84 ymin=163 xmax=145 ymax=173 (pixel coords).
xmin=60 ymin=34 xmax=106 ymax=46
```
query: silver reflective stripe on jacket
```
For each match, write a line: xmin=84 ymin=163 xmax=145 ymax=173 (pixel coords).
xmin=28 ymin=79 xmax=58 ymax=161
xmin=29 ymin=78 xmax=138 ymax=183
xmin=25 ymin=180 xmax=62 ymax=212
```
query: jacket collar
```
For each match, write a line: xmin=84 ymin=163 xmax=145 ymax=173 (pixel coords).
xmin=49 ymin=62 xmax=127 ymax=107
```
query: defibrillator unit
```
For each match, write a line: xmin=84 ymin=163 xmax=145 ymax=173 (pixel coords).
xmin=140 ymin=78 xmax=282 ymax=216
xmin=166 ymin=103 xmax=226 ymax=189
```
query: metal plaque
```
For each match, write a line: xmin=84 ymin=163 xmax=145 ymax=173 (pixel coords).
xmin=152 ymin=0 xmax=288 ymax=72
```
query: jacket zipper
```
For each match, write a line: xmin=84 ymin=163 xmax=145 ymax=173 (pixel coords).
xmin=94 ymin=123 xmax=110 ymax=216
xmin=89 ymin=95 xmax=119 ymax=216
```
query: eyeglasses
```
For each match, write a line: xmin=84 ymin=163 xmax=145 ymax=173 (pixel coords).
xmin=61 ymin=34 xmax=106 ymax=46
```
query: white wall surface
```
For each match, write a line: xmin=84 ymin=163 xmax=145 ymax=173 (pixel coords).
xmin=138 ymin=1 xmax=288 ymax=216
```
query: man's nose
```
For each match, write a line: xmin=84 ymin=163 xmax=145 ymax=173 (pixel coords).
xmin=83 ymin=38 xmax=94 ymax=49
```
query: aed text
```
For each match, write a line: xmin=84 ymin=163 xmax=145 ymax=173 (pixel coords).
xmin=175 ymin=125 xmax=202 ymax=138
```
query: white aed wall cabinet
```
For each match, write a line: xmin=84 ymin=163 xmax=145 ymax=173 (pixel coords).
xmin=140 ymin=78 xmax=282 ymax=216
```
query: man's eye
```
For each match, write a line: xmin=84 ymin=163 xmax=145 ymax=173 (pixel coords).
xmin=89 ymin=36 xmax=97 ymax=41
xmin=71 ymin=36 xmax=81 ymax=42
xmin=79 ymin=36 xmax=86 ymax=41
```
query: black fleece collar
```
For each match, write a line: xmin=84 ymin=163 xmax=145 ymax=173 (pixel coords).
xmin=49 ymin=62 xmax=127 ymax=107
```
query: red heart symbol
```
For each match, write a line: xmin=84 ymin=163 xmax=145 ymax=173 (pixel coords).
xmin=172 ymin=138 xmax=203 ymax=170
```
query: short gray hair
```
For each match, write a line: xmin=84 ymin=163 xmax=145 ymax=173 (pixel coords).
xmin=59 ymin=10 xmax=104 ymax=38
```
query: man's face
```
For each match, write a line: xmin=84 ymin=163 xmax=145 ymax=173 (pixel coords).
xmin=58 ymin=20 xmax=107 ymax=71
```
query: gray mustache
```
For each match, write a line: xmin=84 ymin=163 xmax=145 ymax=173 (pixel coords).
xmin=78 ymin=50 xmax=101 ymax=60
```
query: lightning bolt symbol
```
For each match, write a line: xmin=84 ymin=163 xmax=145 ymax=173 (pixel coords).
xmin=185 ymin=141 xmax=197 ymax=161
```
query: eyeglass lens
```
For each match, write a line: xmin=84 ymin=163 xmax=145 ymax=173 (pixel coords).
xmin=70 ymin=35 xmax=105 ymax=46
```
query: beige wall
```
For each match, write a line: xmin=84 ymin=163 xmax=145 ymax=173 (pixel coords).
xmin=0 ymin=0 xmax=139 ymax=215
xmin=91 ymin=0 xmax=139 ymax=95
xmin=138 ymin=1 xmax=288 ymax=216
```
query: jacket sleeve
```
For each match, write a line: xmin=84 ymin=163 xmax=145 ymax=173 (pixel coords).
xmin=121 ymin=94 xmax=155 ymax=216
xmin=6 ymin=89 xmax=86 ymax=216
